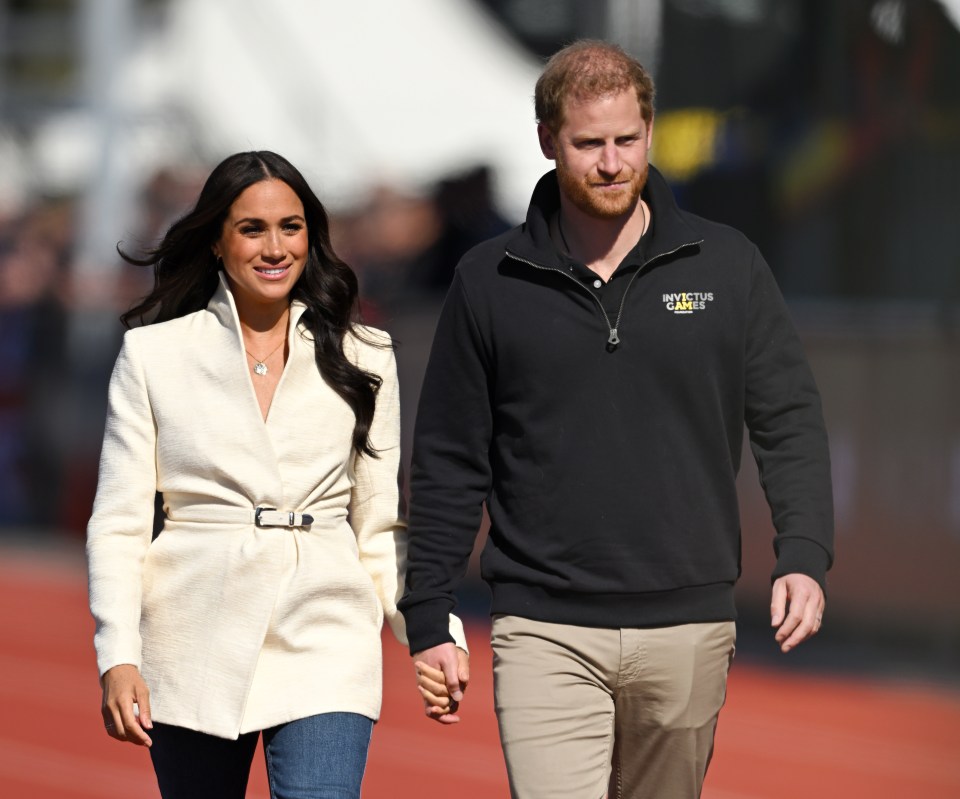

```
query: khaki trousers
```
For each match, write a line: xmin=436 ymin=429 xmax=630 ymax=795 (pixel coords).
xmin=491 ymin=615 xmax=736 ymax=799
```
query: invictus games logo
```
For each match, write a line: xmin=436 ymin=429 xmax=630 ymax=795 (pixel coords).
xmin=663 ymin=291 xmax=714 ymax=314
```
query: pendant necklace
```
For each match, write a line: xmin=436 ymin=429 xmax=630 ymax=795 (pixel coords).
xmin=245 ymin=340 xmax=284 ymax=376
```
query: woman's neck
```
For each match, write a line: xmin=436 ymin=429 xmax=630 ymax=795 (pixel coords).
xmin=235 ymin=296 xmax=291 ymax=340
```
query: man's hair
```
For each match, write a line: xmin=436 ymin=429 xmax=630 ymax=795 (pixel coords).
xmin=535 ymin=40 xmax=655 ymax=133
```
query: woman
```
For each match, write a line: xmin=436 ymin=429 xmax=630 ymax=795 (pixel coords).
xmin=87 ymin=151 xmax=466 ymax=798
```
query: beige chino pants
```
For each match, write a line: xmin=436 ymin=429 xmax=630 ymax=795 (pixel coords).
xmin=491 ymin=615 xmax=736 ymax=799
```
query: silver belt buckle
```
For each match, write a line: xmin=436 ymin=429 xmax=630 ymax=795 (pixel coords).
xmin=255 ymin=507 xmax=314 ymax=528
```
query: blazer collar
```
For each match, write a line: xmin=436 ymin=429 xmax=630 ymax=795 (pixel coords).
xmin=208 ymin=272 xmax=309 ymax=341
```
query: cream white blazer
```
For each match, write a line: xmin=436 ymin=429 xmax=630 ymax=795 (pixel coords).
xmin=87 ymin=274 xmax=465 ymax=739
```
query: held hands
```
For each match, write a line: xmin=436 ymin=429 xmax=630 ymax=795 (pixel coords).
xmin=771 ymin=573 xmax=825 ymax=653
xmin=412 ymin=642 xmax=470 ymax=725
xmin=100 ymin=664 xmax=153 ymax=746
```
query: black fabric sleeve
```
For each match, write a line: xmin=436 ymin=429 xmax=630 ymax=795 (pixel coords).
xmin=398 ymin=272 xmax=493 ymax=653
xmin=744 ymin=247 xmax=835 ymax=589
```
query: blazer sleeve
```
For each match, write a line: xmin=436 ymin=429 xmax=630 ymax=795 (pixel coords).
xmin=86 ymin=331 xmax=159 ymax=677
xmin=349 ymin=336 xmax=467 ymax=652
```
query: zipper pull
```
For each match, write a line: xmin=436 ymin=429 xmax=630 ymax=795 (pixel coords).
xmin=606 ymin=328 xmax=620 ymax=352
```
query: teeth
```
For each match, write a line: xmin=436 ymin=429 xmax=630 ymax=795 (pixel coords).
xmin=259 ymin=268 xmax=285 ymax=275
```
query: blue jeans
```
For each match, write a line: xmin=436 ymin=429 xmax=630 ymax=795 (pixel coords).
xmin=149 ymin=712 xmax=374 ymax=799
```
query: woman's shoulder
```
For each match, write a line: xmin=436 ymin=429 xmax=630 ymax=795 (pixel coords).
xmin=122 ymin=307 xmax=215 ymax=346
xmin=348 ymin=324 xmax=392 ymax=347
xmin=344 ymin=324 xmax=394 ymax=370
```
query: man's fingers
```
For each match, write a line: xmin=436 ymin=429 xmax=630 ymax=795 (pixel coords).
xmin=774 ymin=602 xmax=803 ymax=641
xmin=414 ymin=661 xmax=446 ymax=687
xmin=414 ymin=661 xmax=444 ymax=679
xmin=771 ymin=574 xmax=825 ymax=653
xmin=770 ymin=580 xmax=787 ymax=627
xmin=412 ymin=643 xmax=466 ymax=721
xmin=780 ymin=619 xmax=815 ymax=652
xmin=443 ymin=668 xmax=463 ymax=701
xmin=432 ymin=650 xmax=463 ymax=701
xmin=457 ymin=648 xmax=470 ymax=693
xmin=425 ymin=705 xmax=461 ymax=724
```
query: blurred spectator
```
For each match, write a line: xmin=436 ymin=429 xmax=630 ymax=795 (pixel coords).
xmin=333 ymin=164 xmax=512 ymax=323
xmin=333 ymin=184 xmax=445 ymax=317
xmin=0 ymin=203 xmax=71 ymax=528
xmin=418 ymin=165 xmax=513 ymax=291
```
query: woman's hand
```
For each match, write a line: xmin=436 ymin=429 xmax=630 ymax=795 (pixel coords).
xmin=100 ymin=664 xmax=153 ymax=746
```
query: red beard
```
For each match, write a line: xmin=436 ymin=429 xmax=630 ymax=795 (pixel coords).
xmin=556 ymin=158 xmax=648 ymax=220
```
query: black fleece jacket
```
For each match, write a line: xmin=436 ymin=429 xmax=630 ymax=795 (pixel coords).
xmin=399 ymin=167 xmax=834 ymax=654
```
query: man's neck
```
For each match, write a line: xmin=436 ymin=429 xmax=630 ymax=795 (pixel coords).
xmin=557 ymin=197 xmax=649 ymax=283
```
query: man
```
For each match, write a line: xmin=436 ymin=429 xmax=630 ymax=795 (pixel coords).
xmin=399 ymin=40 xmax=833 ymax=798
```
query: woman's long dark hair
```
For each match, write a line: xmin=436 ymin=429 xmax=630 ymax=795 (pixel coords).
xmin=120 ymin=151 xmax=382 ymax=457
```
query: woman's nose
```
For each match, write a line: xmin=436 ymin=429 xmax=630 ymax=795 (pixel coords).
xmin=262 ymin=230 xmax=284 ymax=259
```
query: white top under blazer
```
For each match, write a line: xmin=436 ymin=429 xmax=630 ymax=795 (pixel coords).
xmin=87 ymin=273 xmax=465 ymax=739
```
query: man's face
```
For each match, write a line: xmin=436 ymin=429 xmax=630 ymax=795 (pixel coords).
xmin=539 ymin=89 xmax=653 ymax=220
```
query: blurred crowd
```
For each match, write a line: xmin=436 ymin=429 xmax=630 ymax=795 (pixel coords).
xmin=0 ymin=162 xmax=511 ymax=536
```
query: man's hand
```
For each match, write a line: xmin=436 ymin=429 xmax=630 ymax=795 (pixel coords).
xmin=771 ymin=573 xmax=825 ymax=653
xmin=412 ymin=642 xmax=469 ymax=725
xmin=100 ymin=664 xmax=153 ymax=746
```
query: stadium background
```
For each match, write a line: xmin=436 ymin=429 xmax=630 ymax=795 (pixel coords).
xmin=1 ymin=1 xmax=958 ymax=796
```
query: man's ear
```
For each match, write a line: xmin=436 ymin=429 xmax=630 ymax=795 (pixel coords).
xmin=537 ymin=123 xmax=558 ymax=160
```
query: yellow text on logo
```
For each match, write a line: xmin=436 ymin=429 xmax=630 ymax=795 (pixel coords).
xmin=663 ymin=292 xmax=714 ymax=314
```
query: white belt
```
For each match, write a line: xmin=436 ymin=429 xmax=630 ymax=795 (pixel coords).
xmin=255 ymin=507 xmax=315 ymax=528
xmin=164 ymin=505 xmax=320 ymax=528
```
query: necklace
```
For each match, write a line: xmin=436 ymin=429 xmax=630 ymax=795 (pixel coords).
xmin=558 ymin=215 xmax=573 ymax=256
xmin=244 ymin=340 xmax=285 ymax=376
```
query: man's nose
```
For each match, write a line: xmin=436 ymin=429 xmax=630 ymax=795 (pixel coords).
xmin=598 ymin=143 xmax=622 ymax=176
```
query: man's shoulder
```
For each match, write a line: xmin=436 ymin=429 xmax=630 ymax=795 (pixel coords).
xmin=677 ymin=207 xmax=756 ymax=250
xmin=660 ymin=208 xmax=762 ymax=276
xmin=453 ymin=225 xmax=523 ymax=283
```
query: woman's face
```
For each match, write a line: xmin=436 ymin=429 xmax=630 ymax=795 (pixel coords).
xmin=213 ymin=179 xmax=309 ymax=310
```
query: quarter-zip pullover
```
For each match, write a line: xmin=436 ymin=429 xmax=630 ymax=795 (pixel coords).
xmin=399 ymin=167 xmax=834 ymax=654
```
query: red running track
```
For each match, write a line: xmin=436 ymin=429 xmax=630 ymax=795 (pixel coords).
xmin=1 ymin=546 xmax=958 ymax=798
